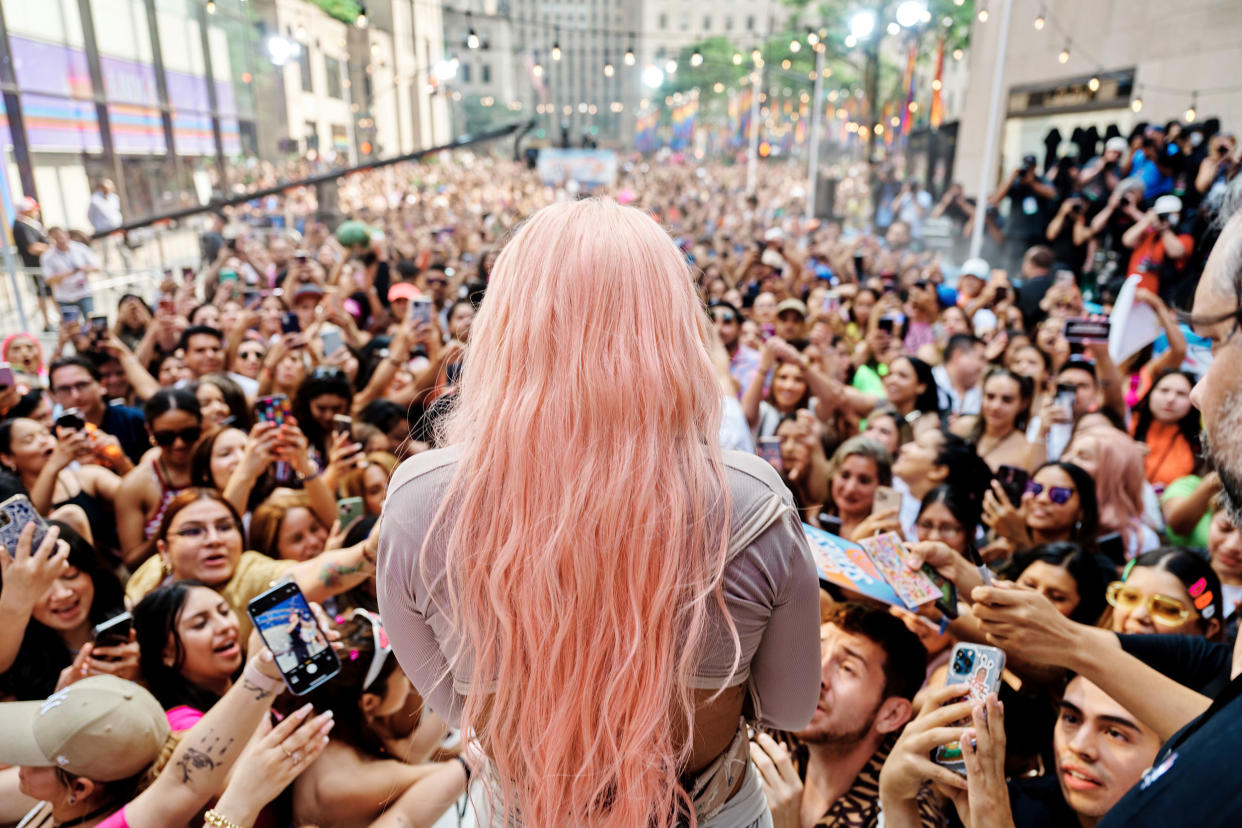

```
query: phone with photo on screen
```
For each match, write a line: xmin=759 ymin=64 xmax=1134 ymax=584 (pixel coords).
xmin=247 ymin=582 xmax=339 ymax=695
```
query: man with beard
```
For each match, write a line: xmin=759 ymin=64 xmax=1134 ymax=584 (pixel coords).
xmin=1091 ymin=169 xmax=1242 ymax=825
xmin=755 ymin=603 xmax=933 ymax=827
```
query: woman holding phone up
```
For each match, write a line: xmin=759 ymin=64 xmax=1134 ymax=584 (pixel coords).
xmin=378 ymin=200 xmax=820 ymax=828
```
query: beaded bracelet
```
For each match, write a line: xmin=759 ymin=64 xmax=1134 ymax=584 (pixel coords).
xmin=203 ymin=809 xmax=243 ymax=828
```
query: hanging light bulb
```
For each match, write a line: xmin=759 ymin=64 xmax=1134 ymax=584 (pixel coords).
xmin=752 ymin=48 xmax=762 ymax=63
xmin=1058 ymin=43 xmax=1070 ymax=63
xmin=789 ymin=38 xmax=801 ymax=52
xmin=1034 ymin=14 xmax=1046 ymax=30
xmin=355 ymin=5 xmax=367 ymax=28
xmin=1185 ymin=92 xmax=1198 ymax=122
xmin=807 ymin=30 xmax=819 ymax=46
xmin=604 ymin=58 xmax=614 ymax=77
xmin=532 ymin=62 xmax=543 ymax=77
xmin=624 ymin=47 xmax=636 ymax=66
xmin=952 ymin=47 xmax=964 ymax=60
xmin=466 ymin=29 xmax=480 ymax=49
xmin=977 ymin=7 xmax=989 ymax=23
xmin=1088 ymin=76 xmax=1100 ymax=92
xmin=1131 ymin=95 xmax=1143 ymax=113
xmin=690 ymin=49 xmax=703 ymax=67
xmin=713 ymin=81 xmax=724 ymax=93
xmin=732 ymin=52 xmax=742 ymax=65
xmin=552 ymin=42 xmax=562 ymax=61
xmin=205 ymin=0 xmax=216 ymax=12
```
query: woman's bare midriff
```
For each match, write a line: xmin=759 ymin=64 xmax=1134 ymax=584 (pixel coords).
xmin=686 ymin=683 xmax=747 ymax=773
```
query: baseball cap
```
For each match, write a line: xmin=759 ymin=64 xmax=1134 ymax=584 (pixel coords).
xmin=775 ymin=298 xmax=808 ymax=319
xmin=1106 ymin=136 xmax=1129 ymax=154
xmin=959 ymin=257 xmax=990 ymax=281
xmin=388 ymin=281 xmax=421 ymax=303
xmin=1154 ymin=194 xmax=1183 ymax=216
xmin=1022 ymin=154 xmax=1038 ymax=168
xmin=293 ymin=282 xmax=325 ymax=301
xmin=0 ymin=676 xmax=170 ymax=781
xmin=706 ymin=299 xmax=742 ymax=321
xmin=335 ymin=219 xmax=371 ymax=248
xmin=18 ymin=196 xmax=38 ymax=213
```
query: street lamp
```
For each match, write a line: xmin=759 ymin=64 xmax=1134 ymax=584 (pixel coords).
xmin=641 ymin=65 xmax=664 ymax=89
xmin=849 ymin=10 xmax=876 ymax=40
xmin=895 ymin=1 xmax=928 ymax=29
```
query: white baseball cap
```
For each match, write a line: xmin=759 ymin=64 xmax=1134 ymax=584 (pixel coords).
xmin=959 ymin=257 xmax=990 ymax=281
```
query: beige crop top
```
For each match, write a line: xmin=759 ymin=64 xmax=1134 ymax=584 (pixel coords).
xmin=376 ymin=445 xmax=821 ymax=732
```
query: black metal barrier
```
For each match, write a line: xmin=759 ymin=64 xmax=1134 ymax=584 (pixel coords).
xmin=94 ymin=120 xmax=535 ymax=239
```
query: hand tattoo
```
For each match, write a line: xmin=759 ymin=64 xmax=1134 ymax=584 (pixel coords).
xmin=242 ymin=677 xmax=275 ymax=700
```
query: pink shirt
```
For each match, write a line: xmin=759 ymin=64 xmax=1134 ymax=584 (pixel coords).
xmin=376 ymin=446 xmax=820 ymax=732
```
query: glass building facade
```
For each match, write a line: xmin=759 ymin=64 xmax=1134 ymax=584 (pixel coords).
xmin=0 ymin=0 xmax=263 ymax=226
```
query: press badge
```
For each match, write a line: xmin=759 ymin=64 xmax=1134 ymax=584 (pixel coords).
xmin=1139 ymin=750 xmax=1178 ymax=790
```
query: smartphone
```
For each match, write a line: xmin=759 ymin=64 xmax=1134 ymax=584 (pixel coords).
xmin=182 ymin=267 xmax=196 ymax=283
xmin=89 ymin=315 xmax=109 ymax=340
xmin=320 ymin=325 xmax=344 ymax=357
xmin=0 ymin=362 xmax=13 ymax=390
xmin=877 ymin=316 xmax=895 ymax=334
xmin=337 ymin=496 xmax=364 ymax=529
xmin=247 ymin=582 xmax=340 ymax=695
xmin=92 ymin=611 xmax=134 ymax=649
xmin=1064 ymin=317 xmax=1111 ymax=344
xmin=1054 ymin=382 xmax=1078 ymax=416
xmin=922 ymin=565 xmax=959 ymax=620
xmin=281 ymin=311 xmax=302 ymax=335
xmin=62 ymin=306 xmax=81 ymax=326
xmin=409 ymin=298 xmax=432 ymax=327
xmin=158 ymin=295 xmax=176 ymax=315
xmin=820 ymin=514 xmax=843 ymax=535
xmin=932 ymin=643 xmax=1007 ymax=774
xmin=757 ymin=436 xmax=782 ymax=473
xmin=56 ymin=408 xmax=86 ymax=432
xmin=0 ymin=495 xmax=49 ymax=556
xmin=295 ymin=250 xmax=310 ymax=263
xmin=256 ymin=395 xmax=294 ymax=483
xmin=995 ymin=465 xmax=1030 ymax=508
xmin=873 ymin=485 xmax=902 ymax=514
xmin=1054 ymin=269 xmax=1077 ymax=287
xmin=854 ymin=253 xmax=865 ymax=277
xmin=993 ymin=286 xmax=1008 ymax=303
xmin=1098 ymin=532 xmax=1126 ymax=565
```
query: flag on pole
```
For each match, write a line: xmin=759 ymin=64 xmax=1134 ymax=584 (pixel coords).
xmin=899 ymin=41 xmax=917 ymax=136
xmin=929 ymin=38 xmax=945 ymax=128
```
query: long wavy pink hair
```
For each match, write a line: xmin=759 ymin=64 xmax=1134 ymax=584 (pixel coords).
xmin=427 ymin=199 xmax=734 ymax=826
xmin=1075 ymin=423 xmax=1150 ymax=554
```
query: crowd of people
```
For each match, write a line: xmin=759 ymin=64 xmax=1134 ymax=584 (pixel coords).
xmin=0 ymin=109 xmax=1239 ymax=828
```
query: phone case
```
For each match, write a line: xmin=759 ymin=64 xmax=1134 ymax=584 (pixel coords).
xmin=859 ymin=532 xmax=943 ymax=609
xmin=248 ymin=584 xmax=340 ymax=695
xmin=756 ymin=437 xmax=782 ymax=472
xmin=933 ymin=644 xmax=1007 ymax=773
xmin=0 ymin=495 xmax=49 ymax=556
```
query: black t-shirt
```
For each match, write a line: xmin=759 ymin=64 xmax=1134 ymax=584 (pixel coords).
xmin=1048 ymin=219 xmax=1088 ymax=273
xmin=1007 ymin=775 xmax=1079 ymax=828
xmin=101 ymin=403 xmax=150 ymax=465
xmin=1006 ymin=181 xmax=1051 ymax=241
xmin=1017 ymin=273 xmax=1054 ymax=331
xmin=1117 ymin=633 xmax=1232 ymax=697
xmin=1100 ymin=671 xmax=1242 ymax=826
xmin=12 ymin=219 xmax=47 ymax=268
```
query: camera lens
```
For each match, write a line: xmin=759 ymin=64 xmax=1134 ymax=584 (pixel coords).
xmin=953 ymin=649 xmax=974 ymax=674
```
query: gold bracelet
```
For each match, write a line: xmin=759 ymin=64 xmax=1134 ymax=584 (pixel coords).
xmin=203 ymin=810 xmax=243 ymax=828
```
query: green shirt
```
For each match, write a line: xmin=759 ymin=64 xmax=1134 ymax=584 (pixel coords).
xmin=1161 ymin=475 xmax=1212 ymax=549
xmin=852 ymin=362 xmax=888 ymax=398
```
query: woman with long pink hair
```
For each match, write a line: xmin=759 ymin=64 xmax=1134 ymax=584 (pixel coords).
xmin=377 ymin=199 xmax=819 ymax=827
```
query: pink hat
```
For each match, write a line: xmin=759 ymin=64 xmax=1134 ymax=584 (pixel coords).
xmin=388 ymin=282 xmax=421 ymax=303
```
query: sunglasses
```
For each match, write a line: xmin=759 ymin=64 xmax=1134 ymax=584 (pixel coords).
xmin=1025 ymin=480 xmax=1075 ymax=505
xmin=152 ymin=426 xmax=202 ymax=447
xmin=348 ymin=608 xmax=392 ymax=691
xmin=311 ymin=366 xmax=346 ymax=381
xmin=1106 ymin=581 xmax=1193 ymax=627
xmin=712 ymin=312 xmax=738 ymax=324
xmin=238 ymin=349 xmax=265 ymax=360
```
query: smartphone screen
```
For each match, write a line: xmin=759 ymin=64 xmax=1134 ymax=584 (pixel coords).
xmin=332 ymin=414 xmax=352 ymax=437
xmin=337 ymin=497 xmax=364 ymax=529
xmin=247 ymin=582 xmax=340 ymax=695
xmin=410 ymin=298 xmax=432 ymax=327
xmin=995 ymin=465 xmax=1030 ymax=508
xmin=281 ymin=311 xmax=302 ymax=335
xmin=757 ymin=436 xmax=782 ymax=473
xmin=0 ymin=362 xmax=14 ymax=389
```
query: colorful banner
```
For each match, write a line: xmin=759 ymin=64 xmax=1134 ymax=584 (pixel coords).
xmin=899 ymin=41 xmax=917 ymax=136
xmin=635 ymin=109 xmax=660 ymax=153
xmin=930 ymin=37 xmax=945 ymax=128
xmin=669 ymin=98 xmax=697 ymax=151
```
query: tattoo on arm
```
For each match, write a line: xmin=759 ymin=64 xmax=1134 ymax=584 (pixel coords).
xmin=241 ymin=677 xmax=275 ymax=700
xmin=174 ymin=747 xmax=216 ymax=784
xmin=318 ymin=560 xmax=365 ymax=587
